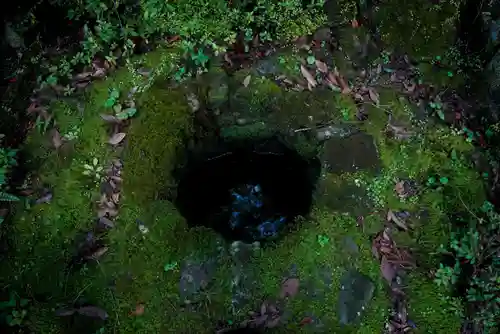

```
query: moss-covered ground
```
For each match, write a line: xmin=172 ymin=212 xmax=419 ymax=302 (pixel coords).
xmin=0 ymin=2 xmax=489 ymax=333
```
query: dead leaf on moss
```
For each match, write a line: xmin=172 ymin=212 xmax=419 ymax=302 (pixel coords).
xmin=332 ymin=68 xmax=350 ymax=94
xmin=380 ymin=256 xmax=396 ymax=283
xmin=280 ymin=277 xmax=299 ymax=299
xmin=84 ymin=246 xmax=108 ymax=261
xmin=97 ymin=207 xmax=118 ymax=218
xmin=129 ymin=303 xmax=145 ymax=316
xmin=300 ymin=65 xmax=317 ymax=89
xmin=51 ymin=129 xmax=63 ymax=149
xmin=108 ymin=132 xmax=126 ymax=145
xmin=97 ymin=217 xmax=115 ymax=230
xmin=387 ymin=210 xmax=408 ymax=231
xmin=315 ymin=60 xmax=328 ymax=73
xmin=100 ymin=114 xmax=120 ymax=123
xmin=243 ymin=74 xmax=252 ymax=87
xmin=368 ymin=87 xmax=380 ymax=105
xmin=76 ymin=305 xmax=108 ymax=320
xmin=55 ymin=308 xmax=76 ymax=317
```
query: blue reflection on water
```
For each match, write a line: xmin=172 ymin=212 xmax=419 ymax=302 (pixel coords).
xmin=228 ymin=183 xmax=286 ymax=239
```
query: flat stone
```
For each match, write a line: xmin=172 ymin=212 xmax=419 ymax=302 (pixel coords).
xmin=337 ymin=270 xmax=375 ymax=325
xmin=316 ymin=179 xmax=373 ymax=217
xmin=323 ymin=132 xmax=381 ymax=173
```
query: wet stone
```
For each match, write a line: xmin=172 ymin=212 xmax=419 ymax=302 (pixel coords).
xmin=337 ymin=270 xmax=375 ymax=325
xmin=323 ymin=132 xmax=381 ymax=173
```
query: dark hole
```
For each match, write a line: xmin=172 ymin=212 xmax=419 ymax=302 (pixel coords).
xmin=175 ymin=136 xmax=320 ymax=243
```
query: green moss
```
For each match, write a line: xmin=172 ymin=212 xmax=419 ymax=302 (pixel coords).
xmin=406 ymin=273 xmax=462 ymax=333
xmin=253 ymin=208 xmax=389 ymax=332
xmin=375 ymin=0 xmax=461 ymax=59
xmin=123 ymin=86 xmax=193 ymax=204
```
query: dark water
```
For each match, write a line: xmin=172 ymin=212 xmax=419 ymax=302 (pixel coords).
xmin=175 ymin=136 xmax=321 ymax=243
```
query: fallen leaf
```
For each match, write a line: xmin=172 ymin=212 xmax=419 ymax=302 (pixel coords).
xmin=280 ymin=277 xmax=299 ymax=299
xmin=73 ymin=72 xmax=93 ymax=81
xmin=51 ymin=129 xmax=63 ymax=149
xmin=76 ymin=305 xmax=109 ymax=320
xmin=387 ymin=210 xmax=408 ymax=231
xmin=368 ymin=87 xmax=380 ymax=105
xmin=394 ymin=181 xmax=406 ymax=196
xmin=260 ymin=301 xmax=268 ymax=315
xmin=97 ymin=217 xmax=115 ymax=229
xmin=84 ymin=247 xmax=108 ymax=260
xmin=333 ymin=68 xmax=350 ymax=94
xmin=243 ymin=75 xmax=252 ymax=87
xmin=129 ymin=303 xmax=145 ymax=316
xmin=55 ymin=308 xmax=76 ymax=317
xmin=100 ymin=114 xmax=120 ymax=123
xmin=108 ymin=133 xmax=126 ymax=145
xmin=315 ymin=60 xmax=328 ymax=73
xmin=381 ymin=256 xmax=396 ymax=283
xmin=111 ymin=193 xmax=120 ymax=204
xmin=326 ymin=72 xmax=339 ymax=86
xmin=35 ymin=192 xmax=53 ymax=204
xmin=97 ymin=207 xmax=118 ymax=218
xmin=92 ymin=68 xmax=106 ymax=78
xmin=300 ymin=65 xmax=317 ymax=88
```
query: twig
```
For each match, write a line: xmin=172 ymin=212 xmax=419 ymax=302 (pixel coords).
xmin=457 ymin=190 xmax=483 ymax=224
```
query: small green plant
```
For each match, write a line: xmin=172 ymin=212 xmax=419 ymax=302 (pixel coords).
xmin=429 ymin=101 xmax=445 ymax=120
xmin=62 ymin=125 xmax=81 ymax=141
xmin=435 ymin=201 xmax=500 ymax=332
xmin=104 ymin=88 xmax=120 ymax=108
xmin=83 ymin=158 xmax=104 ymax=183
xmin=0 ymin=291 xmax=29 ymax=327
xmin=0 ymin=140 xmax=19 ymax=220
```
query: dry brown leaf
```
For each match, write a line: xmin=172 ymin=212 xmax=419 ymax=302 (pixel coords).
xmin=76 ymin=305 xmax=108 ymax=320
xmin=334 ymin=68 xmax=350 ymax=94
xmin=394 ymin=181 xmax=406 ymax=197
xmin=73 ymin=72 xmax=93 ymax=81
xmin=92 ymin=68 xmax=107 ymax=78
xmin=84 ymin=247 xmax=109 ymax=260
xmin=300 ymin=65 xmax=317 ymax=88
xmin=129 ymin=303 xmax=145 ymax=316
xmin=97 ymin=207 xmax=118 ymax=218
xmin=260 ymin=301 xmax=267 ymax=315
xmin=51 ymin=129 xmax=64 ymax=149
xmin=100 ymin=114 xmax=120 ymax=123
xmin=387 ymin=210 xmax=408 ymax=231
xmin=315 ymin=60 xmax=328 ymax=73
xmin=380 ymin=246 xmax=393 ymax=254
xmin=111 ymin=193 xmax=120 ymax=204
xmin=280 ymin=277 xmax=299 ymax=299
xmin=326 ymin=72 xmax=339 ymax=86
xmin=109 ymin=132 xmax=126 ymax=145
xmin=110 ymin=175 xmax=123 ymax=183
xmin=243 ymin=75 xmax=252 ymax=87
xmin=368 ymin=87 xmax=380 ymax=105
xmin=380 ymin=256 xmax=396 ymax=283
